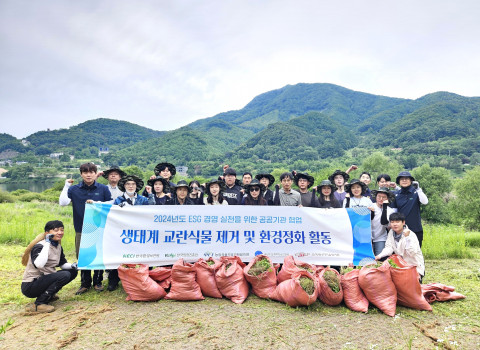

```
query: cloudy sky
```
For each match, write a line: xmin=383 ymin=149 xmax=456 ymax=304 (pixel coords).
xmin=1 ymin=0 xmax=479 ymax=138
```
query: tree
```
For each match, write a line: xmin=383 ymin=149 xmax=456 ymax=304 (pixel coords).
xmin=350 ymin=152 xmax=402 ymax=183
xmin=449 ymin=166 xmax=480 ymax=230
xmin=412 ymin=164 xmax=452 ymax=223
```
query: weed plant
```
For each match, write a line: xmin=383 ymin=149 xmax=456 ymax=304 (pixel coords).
xmin=299 ymin=276 xmax=315 ymax=295
xmin=323 ymin=270 xmax=340 ymax=293
xmin=422 ymin=224 xmax=475 ymax=259
xmin=248 ymin=258 xmax=271 ymax=276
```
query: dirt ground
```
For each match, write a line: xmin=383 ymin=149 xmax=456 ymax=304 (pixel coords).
xmin=1 ymin=292 xmax=478 ymax=350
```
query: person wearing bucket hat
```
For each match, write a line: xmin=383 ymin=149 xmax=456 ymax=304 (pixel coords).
xmin=370 ymin=188 xmax=396 ymax=255
xmin=293 ymin=171 xmax=318 ymax=207
xmin=167 ymin=180 xmax=196 ymax=205
xmin=204 ymin=179 xmax=228 ymax=205
xmin=390 ymin=171 xmax=428 ymax=247
xmin=242 ymin=179 xmax=268 ymax=205
xmin=145 ymin=176 xmax=170 ymax=205
xmin=220 ymin=166 xmax=243 ymax=205
xmin=154 ymin=162 xmax=176 ymax=181
xmin=315 ymin=180 xmax=341 ymax=208
xmin=98 ymin=166 xmax=126 ymax=200
xmin=255 ymin=173 xmax=275 ymax=205
xmin=343 ymin=179 xmax=374 ymax=209
xmin=329 ymin=169 xmax=350 ymax=203
xmin=114 ymin=175 xmax=149 ymax=206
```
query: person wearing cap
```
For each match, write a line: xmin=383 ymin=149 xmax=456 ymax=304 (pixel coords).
xmin=370 ymin=188 xmax=396 ymax=255
xmin=145 ymin=176 xmax=170 ymax=205
xmin=188 ymin=180 xmax=205 ymax=205
xmin=390 ymin=171 xmax=428 ymax=247
xmin=328 ymin=169 xmax=350 ymax=203
xmin=21 ymin=220 xmax=78 ymax=313
xmin=98 ymin=166 xmax=126 ymax=200
xmin=204 ymin=179 xmax=228 ymax=205
xmin=242 ymin=179 xmax=268 ymax=205
xmin=255 ymin=173 xmax=275 ymax=205
xmin=315 ymin=180 xmax=341 ymax=208
xmin=221 ymin=166 xmax=243 ymax=205
xmin=343 ymin=179 xmax=374 ymax=209
xmin=293 ymin=171 xmax=318 ymax=207
xmin=273 ymin=172 xmax=301 ymax=206
xmin=114 ymin=175 xmax=149 ymax=206
xmin=59 ymin=162 xmax=111 ymax=295
xmin=375 ymin=212 xmax=425 ymax=280
xmin=168 ymin=180 xmax=196 ymax=205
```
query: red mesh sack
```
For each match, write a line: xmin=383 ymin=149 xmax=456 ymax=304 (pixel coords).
xmin=243 ymin=255 xmax=277 ymax=299
xmin=149 ymin=266 xmax=172 ymax=290
xmin=118 ymin=264 xmax=166 ymax=301
xmin=165 ymin=259 xmax=204 ymax=301
xmin=341 ymin=269 xmax=369 ymax=313
xmin=159 ymin=276 xmax=171 ymax=290
xmin=421 ymin=283 xmax=466 ymax=303
xmin=316 ymin=268 xmax=343 ymax=306
xmin=388 ymin=255 xmax=432 ymax=311
xmin=215 ymin=256 xmax=249 ymax=304
xmin=269 ymin=271 xmax=317 ymax=307
xmin=277 ymin=256 xmax=315 ymax=283
xmin=194 ymin=258 xmax=222 ymax=298
xmin=358 ymin=261 xmax=397 ymax=317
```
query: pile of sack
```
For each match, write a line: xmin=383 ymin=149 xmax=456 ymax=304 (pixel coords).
xmin=117 ymin=254 xmax=465 ymax=316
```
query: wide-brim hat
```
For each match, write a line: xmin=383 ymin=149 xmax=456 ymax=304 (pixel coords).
xmin=171 ymin=180 xmax=191 ymax=192
xmin=371 ymin=187 xmax=395 ymax=202
xmin=255 ymin=173 xmax=275 ymax=187
xmin=244 ymin=179 xmax=266 ymax=193
xmin=317 ymin=179 xmax=336 ymax=192
xmin=102 ymin=166 xmax=126 ymax=179
xmin=294 ymin=172 xmax=315 ymax=188
xmin=147 ymin=176 xmax=170 ymax=190
xmin=118 ymin=175 xmax=144 ymax=193
xmin=154 ymin=162 xmax=176 ymax=177
xmin=205 ymin=179 xmax=226 ymax=196
xmin=396 ymin=171 xmax=415 ymax=185
xmin=328 ymin=169 xmax=350 ymax=183
xmin=345 ymin=179 xmax=368 ymax=195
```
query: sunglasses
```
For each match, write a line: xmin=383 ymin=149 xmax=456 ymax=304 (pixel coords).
xmin=190 ymin=186 xmax=199 ymax=190
xmin=250 ymin=187 xmax=260 ymax=192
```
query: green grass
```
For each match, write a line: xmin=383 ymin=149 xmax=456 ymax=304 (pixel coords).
xmin=422 ymin=224 xmax=477 ymax=259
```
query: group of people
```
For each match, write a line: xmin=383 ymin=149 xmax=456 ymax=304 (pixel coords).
xmin=21 ymin=161 xmax=429 ymax=312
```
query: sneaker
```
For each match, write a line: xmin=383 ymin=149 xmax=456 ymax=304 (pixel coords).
xmin=75 ymin=286 xmax=90 ymax=295
xmin=25 ymin=303 xmax=36 ymax=313
xmin=94 ymin=283 xmax=104 ymax=292
xmin=35 ymin=304 xmax=55 ymax=313
xmin=107 ymin=282 xmax=118 ymax=292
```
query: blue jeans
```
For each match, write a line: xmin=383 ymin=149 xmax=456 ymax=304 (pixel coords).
xmin=372 ymin=241 xmax=386 ymax=256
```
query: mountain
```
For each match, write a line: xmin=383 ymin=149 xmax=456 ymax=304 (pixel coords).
xmin=0 ymin=133 xmax=24 ymax=153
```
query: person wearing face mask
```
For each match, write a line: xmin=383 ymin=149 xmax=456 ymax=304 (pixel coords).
xmin=204 ymin=179 xmax=228 ymax=205
xmin=242 ymin=179 xmax=268 ymax=205
xmin=255 ymin=173 xmax=275 ymax=205
xmin=114 ymin=175 xmax=149 ymax=207
xmin=145 ymin=176 xmax=170 ymax=205
xmin=21 ymin=220 xmax=78 ymax=313
xmin=390 ymin=171 xmax=428 ymax=248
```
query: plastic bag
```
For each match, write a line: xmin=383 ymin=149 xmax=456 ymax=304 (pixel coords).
xmin=277 ymin=255 xmax=315 ymax=283
xmin=195 ymin=258 xmax=223 ymax=298
xmin=118 ymin=264 xmax=166 ymax=301
xmin=243 ymin=255 xmax=277 ymax=299
xmin=165 ymin=259 xmax=204 ymax=301
xmin=149 ymin=266 xmax=172 ymax=289
xmin=269 ymin=271 xmax=317 ymax=307
xmin=358 ymin=261 xmax=397 ymax=317
xmin=421 ymin=283 xmax=466 ymax=303
xmin=215 ymin=256 xmax=249 ymax=304
xmin=316 ymin=268 xmax=343 ymax=306
xmin=341 ymin=269 xmax=369 ymax=313
xmin=388 ymin=255 xmax=432 ymax=311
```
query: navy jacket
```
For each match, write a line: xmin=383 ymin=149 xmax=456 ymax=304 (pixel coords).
xmin=391 ymin=185 xmax=424 ymax=232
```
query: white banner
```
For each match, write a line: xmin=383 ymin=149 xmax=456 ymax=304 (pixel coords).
xmin=78 ymin=203 xmax=375 ymax=269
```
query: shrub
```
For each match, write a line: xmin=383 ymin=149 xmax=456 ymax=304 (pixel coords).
xmin=0 ymin=191 xmax=15 ymax=203
xmin=449 ymin=166 xmax=480 ymax=230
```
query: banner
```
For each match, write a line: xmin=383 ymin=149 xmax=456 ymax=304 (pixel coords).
xmin=78 ymin=203 xmax=375 ymax=269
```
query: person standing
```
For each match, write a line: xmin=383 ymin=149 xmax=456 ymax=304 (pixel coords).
xmin=370 ymin=188 xmax=396 ymax=256
xmin=328 ymin=169 xmax=350 ymax=203
xmin=221 ymin=167 xmax=243 ymax=205
xmin=315 ymin=180 xmax=341 ymax=208
xmin=59 ymin=162 xmax=112 ymax=295
xmin=293 ymin=171 xmax=318 ymax=207
xmin=21 ymin=220 xmax=78 ymax=313
xmin=113 ymin=175 xmax=149 ymax=206
xmin=98 ymin=166 xmax=126 ymax=201
xmin=273 ymin=172 xmax=301 ymax=206
xmin=242 ymin=179 xmax=268 ymax=205
xmin=390 ymin=171 xmax=428 ymax=247
xmin=145 ymin=176 xmax=170 ymax=205
xmin=167 ymin=180 xmax=196 ymax=205
xmin=204 ymin=179 xmax=228 ymax=205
